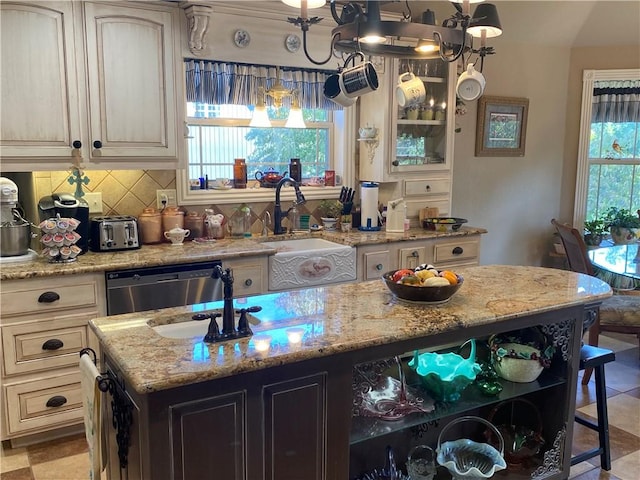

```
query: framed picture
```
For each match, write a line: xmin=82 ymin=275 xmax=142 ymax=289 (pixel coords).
xmin=475 ymin=96 xmax=529 ymax=156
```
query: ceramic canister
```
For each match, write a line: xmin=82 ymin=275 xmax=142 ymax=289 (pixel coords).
xmin=137 ymin=207 xmax=163 ymax=244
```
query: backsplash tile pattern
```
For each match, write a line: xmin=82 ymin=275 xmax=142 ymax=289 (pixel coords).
xmin=36 ymin=170 xmax=329 ymax=235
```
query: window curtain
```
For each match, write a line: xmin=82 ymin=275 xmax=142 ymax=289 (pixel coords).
xmin=185 ymin=59 xmax=340 ymax=110
xmin=592 ymin=80 xmax=640 ymax=123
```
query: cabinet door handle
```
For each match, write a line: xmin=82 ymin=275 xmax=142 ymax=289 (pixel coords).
xmin=93 ymin=140 xmax=102 ymax=149
xmin=425 ymin=185 xmax=431 ymax=191
xmin=72 ymin=140 xmax=82 ymax=149
xmin=375 ymin=264 xmax=384 ymax=270
xmin=411 ymin=250 xmax=419 ymax=257
xmin=452 ymin=246 xmax=464 ymax=255
xmin=391 ymin=160 xmax=399 ymax=166
xmin=46 ymin=395 xmax=67 ymax=408
xmin=38 ymin=291 xmax=60 ymax=303
xmin=244 ymin=279 xmax=253 ymax=287
xmin=42 ymin=339 xmax=64 ymax=350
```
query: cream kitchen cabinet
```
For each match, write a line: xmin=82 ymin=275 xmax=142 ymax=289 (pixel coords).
xmin=357 ymin=233 xmax=482 ymax=280
xmin=0 ymin=273 xmax=105 ymax=441
xmin=1 ymin=1 xmax=182 ymax=171
xmin=222 ymin=256 xmax=268 ymax=297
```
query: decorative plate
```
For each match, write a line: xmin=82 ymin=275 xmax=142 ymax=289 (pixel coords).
xmin=285 ymin=34 xmax=301 ymax=53
xmin=233 ymin=29 xmax=250 ymax=48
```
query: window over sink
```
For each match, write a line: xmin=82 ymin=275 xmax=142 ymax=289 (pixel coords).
xmin=177 ymin=60 xmax=355 ymax=205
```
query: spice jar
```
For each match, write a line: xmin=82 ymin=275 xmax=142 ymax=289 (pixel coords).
xmin=161 ymin=206 xmax=185 ymax=240
xmin=233 ymin=158 xmax=247 ymax=189
xmin=184 ymin=211 xmax=204 ymax=240
xmin=137 ymin=208 xmax=163 ymax=244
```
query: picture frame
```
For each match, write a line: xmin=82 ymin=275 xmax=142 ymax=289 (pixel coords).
xmin=475 ymin=96 xmax=529 ymax=156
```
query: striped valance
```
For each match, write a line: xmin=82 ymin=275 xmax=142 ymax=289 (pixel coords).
xmin=592 ymin=79 xmax=640 ymax=123
xmin=185 ymin=59 xmax=341 ymax=110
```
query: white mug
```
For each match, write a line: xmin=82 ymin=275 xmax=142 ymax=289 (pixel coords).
xmin=164 ymin=227 xmax=190 ymax=245
xmin=456 ymin=63 xmax=486 ymax=101
xmin=324 ymin=74 xmax=357 ymax=107
xmin=396 ymin=72 xmax=426 ymax=107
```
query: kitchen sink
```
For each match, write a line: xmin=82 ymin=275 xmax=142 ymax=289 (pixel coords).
xmin=267 ymin=238 xmax=356 ymax=290
xmin=151 ymin=310 xmax=260 ymax=339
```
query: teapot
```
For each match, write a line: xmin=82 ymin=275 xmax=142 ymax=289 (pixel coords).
xmin=255 ymin=167 xmax=287 ymax=187
xmin=359 ymin=125 xmax=378 ymax=139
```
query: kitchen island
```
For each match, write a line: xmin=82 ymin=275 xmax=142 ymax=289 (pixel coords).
xmin=90 ymin=265 xmax=611 ymax=480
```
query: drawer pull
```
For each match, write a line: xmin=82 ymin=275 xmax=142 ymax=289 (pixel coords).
xmin=452 ymin=246 xmax=464 ymax=255
xmin=244 ymin=279 xmax=253 ymax=287
xmin=42 ymin=338 xmax=64 ymax=350
xmin=46 ymin=395 xmax=67 ymax=408
xmin=72 ymin=140 xmax=82 ymax=149
xmin=411 ymin=250 xmax=419 ymax=257
xmin=375 ymin=264 xmax=384 ymax=271
xmin=425 ymin=185 xmax=431 ymax=191
xmin=38 ymin=291 xmax=60 ymax=303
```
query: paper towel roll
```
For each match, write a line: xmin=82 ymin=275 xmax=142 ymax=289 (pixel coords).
xmin=359 ymin=182 xmax=381 ymax=231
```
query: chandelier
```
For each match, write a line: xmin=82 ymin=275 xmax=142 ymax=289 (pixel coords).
xmin=250 ymin=66 xmax=306 ymax=128
xmin=283 ymin=0 xmax=502 ymax=69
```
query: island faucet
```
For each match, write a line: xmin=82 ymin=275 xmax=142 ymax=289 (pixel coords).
xmin=273 ymin=177 xmax=306 ymax=235
xmin=211 ymin=264 xmax=236 ymax=339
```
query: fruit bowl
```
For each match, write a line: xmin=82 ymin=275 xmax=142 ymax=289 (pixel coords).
xmin=422 ymin=217 xmax=468 ymax=232
xmin=382 ymin=270 xmax=463 ymax=304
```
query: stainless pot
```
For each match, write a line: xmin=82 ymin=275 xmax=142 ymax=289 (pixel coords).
xmin=0 ymin=222 xmax=32 ymax=256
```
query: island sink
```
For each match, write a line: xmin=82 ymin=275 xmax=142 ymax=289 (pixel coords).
xmin=150 ymin=310 xmax=260 ymax=339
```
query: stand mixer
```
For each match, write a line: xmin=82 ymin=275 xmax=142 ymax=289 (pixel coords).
xmin=0 ymin=176 xmax=36 ymax=259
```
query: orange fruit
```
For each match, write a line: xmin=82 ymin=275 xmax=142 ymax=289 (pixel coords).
xmin=440 ymin=270 xmax=458 ymax=285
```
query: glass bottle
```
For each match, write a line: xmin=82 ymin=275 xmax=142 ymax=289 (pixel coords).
xmin=229 ymin=203 xmax=252 ymax=238
xmin=289 ymin=158 xmax=301 ymax=182
xmin=233 ymin=158 xmax=247 ymax=189
xmin=289 ymin=204 xmax=299 ymax=232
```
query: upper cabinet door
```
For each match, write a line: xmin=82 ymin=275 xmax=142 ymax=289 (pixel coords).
xmin=0 ymin=2 xmax=82 ymax=162
xmin=83 ymin=2 xmax=178 ymax=164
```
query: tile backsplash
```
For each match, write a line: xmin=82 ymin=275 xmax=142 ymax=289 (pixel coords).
xmin=30 ymin=169 xmax=332 ymax=235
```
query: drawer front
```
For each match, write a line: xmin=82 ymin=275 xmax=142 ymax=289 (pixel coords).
xmin=398 ymin=246 xmax=427 ymax=270
xmin=2 ymin=311 xmax=95 ymax=376
xmin=1 ymin=280 xmax=99 ymax=318
xmin=405 ymin=199 xmax=450 ymax=220
xmin=433 ymin=240 xmax=480 ymax=264
xmin=364 ymin=250 xmax=391 ymax=280
xmin=4 ymin=372 xmax=83 ymax=435
xmin=404 ymin=178 xmax=451 ymax=197
xmin=233 ymin=265 xmax=265 ymax=296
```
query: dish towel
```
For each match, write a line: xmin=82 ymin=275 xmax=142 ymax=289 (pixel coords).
xmin=80 ymin=354 xmax=103 ymax=480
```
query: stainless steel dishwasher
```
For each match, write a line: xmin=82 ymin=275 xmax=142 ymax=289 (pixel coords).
xmin=105 ymin=261 xmax=223 ymax=315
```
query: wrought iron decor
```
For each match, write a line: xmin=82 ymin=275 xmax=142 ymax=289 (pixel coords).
xmin=540 ymin=318 xmax=575 ymax=361
xmin=532 ymin=425 xmax=566 ymax=479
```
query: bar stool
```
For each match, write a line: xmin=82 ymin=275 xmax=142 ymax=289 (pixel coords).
xmin=571 ymin=344 xmax=615 ymax=470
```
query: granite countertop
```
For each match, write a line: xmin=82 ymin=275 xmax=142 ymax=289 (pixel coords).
xmin=0 ymin=226 xmax=486 ymax=280
xmin=89 ymin=265 xmax=611 ymax=395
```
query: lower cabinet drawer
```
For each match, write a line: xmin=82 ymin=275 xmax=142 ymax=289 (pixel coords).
xmin=433 ymin=240 xmax=480 ymax=264
xmin=4 ymin=372 xmax=83 ymax=435
xmin=364 ymin=250 xmax=391 ymax=280
xmin=2 ymin=311 xmax=94 ymax=376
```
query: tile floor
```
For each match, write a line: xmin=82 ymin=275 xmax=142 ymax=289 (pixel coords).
xmin=1 ymin=334 xmax=638 ymax=480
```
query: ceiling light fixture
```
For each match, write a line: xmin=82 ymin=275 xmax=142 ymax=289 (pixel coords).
xmin=283 ymin=0 xmax=502 ymax=68
xmin=251 ymin=67 xmax=305 ymax=128
xmin=249 ymin=90 xmax=271 ymax=127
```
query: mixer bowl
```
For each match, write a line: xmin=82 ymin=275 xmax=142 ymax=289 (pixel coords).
xmin=0 ymin=222 xmax=32 ymax=256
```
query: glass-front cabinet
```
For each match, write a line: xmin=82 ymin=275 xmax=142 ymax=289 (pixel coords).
xmin=359 ymin=58 xmax=456 ymax=182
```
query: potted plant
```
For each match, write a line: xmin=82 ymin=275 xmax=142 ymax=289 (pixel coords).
xmin=318 ymin=199 xmax=342 ymax=231
xmin=583 ymin=217 xmax=607 ymax=247
xmin=603 ymin=207 xmax=640 ymax=244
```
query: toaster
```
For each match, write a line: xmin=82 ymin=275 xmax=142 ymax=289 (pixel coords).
xmin=90 ymin=216 xmax=140 ymax=252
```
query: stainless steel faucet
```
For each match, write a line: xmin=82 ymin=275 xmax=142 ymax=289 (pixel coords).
xmin=261 ymin=210 xmax=272 ymax=237
xmin=273 ymin=177 xmax=306 ymax=235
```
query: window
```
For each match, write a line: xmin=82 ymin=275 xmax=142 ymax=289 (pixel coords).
xmin=574 ymin=70 xmax=640 ymax=227
xmin=177 ymin=59 xmax=353 ymax=205
xmin=186 ymin=103 xmax=333 ymax=184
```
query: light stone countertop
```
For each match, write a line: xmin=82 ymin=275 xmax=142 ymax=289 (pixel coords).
xmin=0 ymin=226 xmax=487 ymax=280
xmin=89 ymin=265 xmax=611 ymax=395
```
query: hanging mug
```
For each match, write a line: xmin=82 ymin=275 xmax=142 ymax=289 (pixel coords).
xmin=456 ymin=62 xmax=486 ymax=101
xmin=338 ymin=53 xmax=379 ymax=98
xmin=323 ymin=73 xmax=357 ymax=107
xmin=396 ymin=72 xmax=426 ymax=107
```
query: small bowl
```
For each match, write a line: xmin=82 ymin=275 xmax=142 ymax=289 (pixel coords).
xmin=422 ymin=217 xmax=468 ymax=232
xmin=382 ymin=271 xmax=463 ymax=304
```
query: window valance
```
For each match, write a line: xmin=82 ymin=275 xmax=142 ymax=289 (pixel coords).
xmin=185 ymin=59 xmax=340 ymax=110
xmin=592 ymin=79 xmax=640 ymax=123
